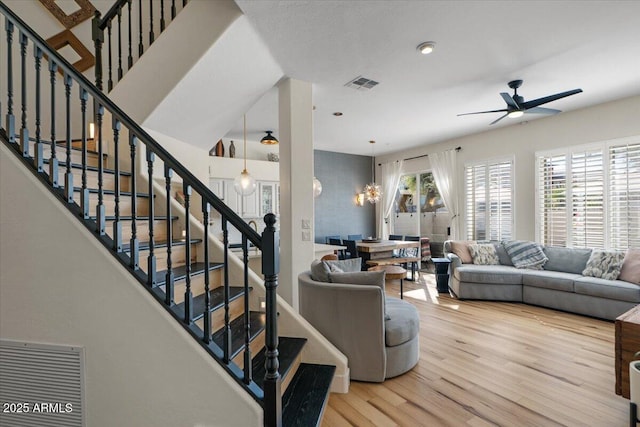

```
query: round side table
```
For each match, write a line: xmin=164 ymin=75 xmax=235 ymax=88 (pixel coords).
xmin=368 ymin=265 xmax=408 ymax=299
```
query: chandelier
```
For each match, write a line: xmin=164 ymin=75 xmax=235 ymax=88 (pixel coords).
xmin=365 ymin=140 xmax=382 ymax=204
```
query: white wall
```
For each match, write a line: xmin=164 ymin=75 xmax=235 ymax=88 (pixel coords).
xmin=0 ymin=143 xmax=262 ymax=427
xmin=376 ymin=95 xmax=640 ymax=241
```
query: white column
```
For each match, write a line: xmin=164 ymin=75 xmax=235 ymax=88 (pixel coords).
xmin=277 ymin=78 xmax=314 ymax=310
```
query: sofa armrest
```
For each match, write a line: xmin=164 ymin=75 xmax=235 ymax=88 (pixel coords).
xmin=298 ymin=272 xmax=386 ymax=382
xmin=447 ymin=253 xmax=462 ymax=271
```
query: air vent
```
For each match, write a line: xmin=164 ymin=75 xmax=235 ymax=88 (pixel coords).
xmin=344 ymin=76 xmax=379 ymax=90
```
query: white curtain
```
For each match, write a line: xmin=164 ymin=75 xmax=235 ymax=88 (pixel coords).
xmin=430 ymin=149 xmax=460 ymax=239
xmin=378 ymin=160 xmax=404 ymax=239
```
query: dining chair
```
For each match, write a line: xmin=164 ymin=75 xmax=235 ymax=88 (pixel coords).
xmin=403 ymin=235 xmax=421 ymax=280
xmin=328 ymin=238 xmax=346 ymax=259
xmin=389 ymin=234 xmax=403 ymax=240
xmin=347 ymin=234 xmax=363 ymax=241
xmin=326 ymin=235 xmax=341 ymax=244
xmin=343 ymin=239 xmax=359 ymax=259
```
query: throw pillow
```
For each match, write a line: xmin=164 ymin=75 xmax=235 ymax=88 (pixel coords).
xmin=329 ymin=271 xmax=390 ymax=320
xmin=582 ymin=250 xmax=626 ymax=281
xmin=323 ymin=257 xmax=362 ymax=273
xmin=502 ymin=240 xmax=548 ymax=270
xmin=449 ymin=240 xmax=475 ymax=264
xmin=619 ymin=249 xmax=640 ymax=285
xmin=493 ymin=241 xmax=513 ymax=266
xmin=310 ymin=259 xmax=331 ymax=282
xmin=468 ymin=243 xmax=500 ymax=265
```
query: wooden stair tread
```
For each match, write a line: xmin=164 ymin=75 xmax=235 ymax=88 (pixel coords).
xmin=212 ymin=311 xmax=265 ymax=360
xmin=174 ymin=286 xmax=246 ymax=321
xmin=156 ymin=262 xmax=225 ymax=283
xmin=252 ymin=337 xmax=307 ymax=390
xmin=73 ymin=187 xmax=153 ymax=198
xmin=122 ymin=238 xmax=202 ymax=251
xmin=42 ymin=158 xmax=132 ymax=176
xmin=282 ymin=363 xmax=335 ymax=427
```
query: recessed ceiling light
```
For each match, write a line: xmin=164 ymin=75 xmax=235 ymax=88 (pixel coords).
xmin=417 ymin=41 xmax=436 ymax=55
xmin=333 ymin=112 xmax=343 ymax=116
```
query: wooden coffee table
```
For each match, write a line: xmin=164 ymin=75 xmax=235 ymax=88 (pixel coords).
xmin=615 ymin=304 xmax=640 ymax=398
xmin=368 ymin=265 xmax=407 ymax=299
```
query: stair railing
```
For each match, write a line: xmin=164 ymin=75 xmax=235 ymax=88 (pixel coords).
xmin=93 ymin=0 xmax=188 ymax=92
xmin=0 ymin=3 xmax=281 ymax=425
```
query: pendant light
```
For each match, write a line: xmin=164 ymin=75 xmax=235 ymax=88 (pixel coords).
xmin=260 ymin=130 xmax=279 ymax=145
xmin=364 ymin=140 xmax=382 ymax=204
xmin=234 ymin=115 xmax=257 ymax=196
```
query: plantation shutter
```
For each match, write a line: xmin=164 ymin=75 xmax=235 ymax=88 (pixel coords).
xmin=571 ymin=149 xmax=604 ymax=248
xmin=538 ymin=154 xmax=567 ymax=246
xmin=465 ymin=160 xmax=513 ymax=241
xmin=609 ymin=142 xmax=640 ymax=249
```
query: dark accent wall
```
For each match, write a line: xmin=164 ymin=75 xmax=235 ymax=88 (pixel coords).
xmin=314 ymin=150 xmax=376 ymax=243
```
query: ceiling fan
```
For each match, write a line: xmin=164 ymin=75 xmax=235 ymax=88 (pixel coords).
xmin=458 ymin=80 xmax=583 ymax=125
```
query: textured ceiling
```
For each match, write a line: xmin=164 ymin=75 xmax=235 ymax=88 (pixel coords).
xmin=230 ymin=0 xmax=640 ymax=156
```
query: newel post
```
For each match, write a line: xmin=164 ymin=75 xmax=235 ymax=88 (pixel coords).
xmin=262 ymin=213 xmax=282 ymax=427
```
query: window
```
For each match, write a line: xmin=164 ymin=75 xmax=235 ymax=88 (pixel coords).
xmin=536 ymin=137 xmax=640 ymax=250
xmin=465 ymin=159 xmax=514 ymax=241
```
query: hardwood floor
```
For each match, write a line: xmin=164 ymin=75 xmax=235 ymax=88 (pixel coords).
xmin=322 ymin=272 xmax=630 ymax=427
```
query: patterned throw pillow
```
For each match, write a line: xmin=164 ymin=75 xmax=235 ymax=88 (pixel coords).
xmin=502 ymin=240 xmax=548 ymax=270
xmin=468 ymin=244 xmax=500 ymax=265
xmin=582 ymin=250 xmax=626 ymax=280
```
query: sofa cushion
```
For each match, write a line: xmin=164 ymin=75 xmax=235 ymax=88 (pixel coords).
xmin=574 ymin=276 xmax=640 ymax=303
xmin=385 ymin=298 xmax=419 ymax=347
xmin=582 ymin=250 xmax=625 ymax=280
xmin=502 ymin=240 xmax=548 ymax=269
xmin=454 ymin=265 xmax=522 ymax=285
xmin=543 ymin=247 xmax=592 ymax=274
xmin=521 ymin=270 xmax=579 ymax=292
xmin=449 ymin=240 xmax=475 ymax=264
xmin=329 ymin=271 xmax=389 ymax=320
xmin=469 ymin=243 xmax=500 ymax=265
xmin=325 ymin=257 xmax=362 ymax=273
xmin=619 ymin=248 xmax=640 ymax=285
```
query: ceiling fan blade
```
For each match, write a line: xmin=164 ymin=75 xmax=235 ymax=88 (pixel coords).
xmin=457 ymin=109 xmax=508 ymax=116
xmin=490 ymin=113 xmax=509 ymax=125
xmin=525 ymin=106 xmax=561 ymax=115
xmin=500 ymin=92 xmax=520 ymax=109
xmin=521 ymin=89 xmax=583 ymax=109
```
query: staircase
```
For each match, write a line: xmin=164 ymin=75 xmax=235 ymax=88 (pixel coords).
xmin=0 ymin=2 xmax=334 ymax=426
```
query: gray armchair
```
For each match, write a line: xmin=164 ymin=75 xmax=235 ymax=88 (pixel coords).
xmin=298 ymin=271 xmax=419 ymax=382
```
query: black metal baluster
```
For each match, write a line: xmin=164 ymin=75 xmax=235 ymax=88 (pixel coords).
xmin=117 ymin=7 xmax=123 ymax=82
xmin=242 ymin=234 xmax=252 ymax=384
xmin=92 ymin=11 xmax=104 ymax=92
xmin=127 ymin=0 xmax=133 ymax=69
xmin=64 ymin=73 xmax=73 ymax=202
xmin=138 ymin=0 xmax=143 ymax=57
xmin=112 ymin=118 xmax=122 ymax=251
xmin=222 ymin=216 xmax=231 ymax=363
xmin=183 ymin=183 xmax=192 ymax=323
xmin=129 ymin=134 xmax=139 ymax=269
xmin=95 ymin=103 xmax=105 ymax=234
xmin=171 ymin=0 xmax=176 ymax=20
xmin=19 ymin=30 xmax=28 ymax=156
xmin=48 ymin=60 xmax=58 ymax=187
xmin=149 ymin=0 xmax=155 ymax=45
xmin=5 ymin=18 xmax=14 ymax=143
xmin=202 ymin=201 xmax=211 ymax=343
xmin=33 ymin=46 xmax=43 ymax=171
xmin=263 ymin=213 xmax=281 ymax=427
xmin=107 ymin=21 xmax=113 ymax=91
xmin=146 ymin=150 xmax=156 ymax=286
xmin=164 ymin=165 xmax=174 ymax=305
xmin=160 ymin=0 xmax=166 ymax=32
xmin=79 ymin=87 xmax=89 ymax=218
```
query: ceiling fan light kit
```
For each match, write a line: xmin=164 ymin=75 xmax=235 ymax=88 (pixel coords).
xmin=458 ymin=79 xmax=583 ymax=125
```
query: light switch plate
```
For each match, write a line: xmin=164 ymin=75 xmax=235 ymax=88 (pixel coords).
xmin=302 ymin=230 xmax=311 ymax=241
xmin=301 ymin=219 xmax=311 ymax=229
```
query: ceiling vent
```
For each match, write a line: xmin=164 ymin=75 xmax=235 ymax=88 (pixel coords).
xmin=345 ymin=76 xmax=379 ymax=90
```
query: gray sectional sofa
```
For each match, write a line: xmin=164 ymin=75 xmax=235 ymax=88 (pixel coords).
xmin=444 ymin=241 xmax=640 ymax=320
